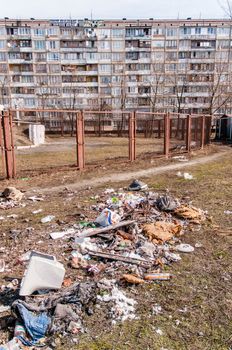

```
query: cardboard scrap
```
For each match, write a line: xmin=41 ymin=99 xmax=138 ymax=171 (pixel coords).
xmin=174 ymin=205 xmax=205 ymax=223
xmin=122 ymin=274 xmax=145 ymax=284
xmin=143 ymin=221 xmax=182 ymax=243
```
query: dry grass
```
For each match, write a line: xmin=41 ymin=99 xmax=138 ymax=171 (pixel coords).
xmin=0 ymin=150 xmax=231 ymax=349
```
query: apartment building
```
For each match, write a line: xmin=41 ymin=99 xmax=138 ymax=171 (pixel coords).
xmin=0 ymin=17 xmax=232 ymax=114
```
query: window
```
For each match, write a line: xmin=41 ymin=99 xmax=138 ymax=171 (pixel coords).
xmin=207 ymin=27 xmax=216 ymax=35
xmin=35 ymin=64 xmax=47 ymax=73
xmin=0 ymin=40 xmax=5 ymax=49
xmin=0 ymin=64 xmax=7 ymax=73
xmin=35 ymin=53 xmax=46 ymax=62
xmin=152 ymin=52 xmax=164 ymax=60
xmin=24 ymin=98 xmax=35 ymax=107
xmin=99 ymin=64 xmax=111 ymax=73
xmin=21 ymin=76 xmax=34 ymax=83
xmin=97 ymin=29 xmax=111 ymax=39
xmin=195 ymin=27 xmax=202 ymax=34
xmin=179 ymin=40 xmax=190 ymax=48
xmin=112 ymin=41 xmax=124 ymax=50
xmin=0 ymin=27 xmax=5 ymax=36
xmin=47 ymin=27 xmax=59 ymax=36
xmin=152 ymin=40 xmax=164 ymax=48
xmin=62 ymin=52 xmax=82 ymax=60
xmin=180 ymin=27 xmax=191 ymax=35
xmin=47 ymin=52 xmax=60 ymax=61
xmin=48 ymin=64 xmax=60 ymax=73
xmin=0 ymin=52 xmax=6 ymax=61
xmin=34 ymin=40 xmax=45 ymax=50
xmin=85 ymin=52 xmax=98 ymax=60
xmin=166 ymin=40 xmax=177 ymax=48
xmin=112 ymin=75 xmax=122 ymax=83
xmin=100 ymin=76 xmax=111 ymax=83
xmin=49 ymin=75 xmax=61 ymax=84
xmin=33 ymin=28 xmax=45 ymax=36
xmin=99 ymin=52 xmax=111 ymax=60
xmin=48 ymin=41 xmax=59 ymax=49
xmin=112 ymin=53 xmax=124 ymax=61
xmin=217 ymin=27 xmax=230 ymax=36
xmin=98 ymin=41 xmax=110 ymax=50
xmin=166 ymin=52 xmax=177 ymax=60
xmin=113 ymin=64 xmax=124 ymax=73
xmin=152 ymin=27 xmax=164 ymax=35
xmin=166 ymin=28 xmax=178 ymax=36
xmin=18 ymin=27 xmax=31 ymax=35
xmin=112 ymin=29 xmax=124 ymax=37
xmin=140 ymin=52 xmax=150 ymax=59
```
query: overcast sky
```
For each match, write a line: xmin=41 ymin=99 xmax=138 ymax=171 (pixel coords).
xmin=1 ymin=0 xmax=228 ymax=20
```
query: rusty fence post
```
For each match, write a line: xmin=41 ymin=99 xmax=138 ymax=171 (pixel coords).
xmin=186 ymin=114 xmax=192 ymax=153
xmin=200 ymin=115 xmax=206 ymax=149
xmin=158 ymin=119 xmax=161 ymax=138
xmin=2 ymin=110 xmax=14 ymax=179
xmin=0 ymin=112 xmax=5 ymax=176
xmin=129 ymin=111 xmax=136 ymax=162
xmin=76 ymin=111 xmax=85 ymax=170
xmin=9 ymin=110 xmax=16 ymax=178
xmin=181 ymin=118 xmax=185 ymax=140
xmin=194 ymin=117 xmax=198 ymax=142
xmin=169 ymin=118 xmax=173 ymax=138
xmin=164 ymin=113 xmax=170 ymax=158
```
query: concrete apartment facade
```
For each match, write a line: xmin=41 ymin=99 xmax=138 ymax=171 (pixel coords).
xmin=0 ymin=17 xmax=232 ymax=115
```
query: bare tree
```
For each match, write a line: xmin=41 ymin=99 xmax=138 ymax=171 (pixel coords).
xmin=145 ymin=63 xmax=166 ymax=136
xmin=207 ymin=58 xmax=232 ymax=115
xmin=218 ymin=0 xmax=232 ymax=18
xmin=0 ymin=76 xmax=11 ymax=107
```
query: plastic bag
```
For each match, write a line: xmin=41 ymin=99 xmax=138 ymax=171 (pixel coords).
xmin=95 ymin=209 xmax=121 ymax=227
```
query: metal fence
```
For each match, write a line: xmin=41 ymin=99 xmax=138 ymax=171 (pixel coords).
xmin=0 ymin=109 xmax=213 ymax=180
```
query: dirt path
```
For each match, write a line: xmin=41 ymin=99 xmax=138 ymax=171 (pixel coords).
xmin=33 ymin=149 xmax=231 ymax=194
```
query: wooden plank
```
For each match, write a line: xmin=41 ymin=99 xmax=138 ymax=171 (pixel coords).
xmin=79 ymin=220 xmax=136 ymax=238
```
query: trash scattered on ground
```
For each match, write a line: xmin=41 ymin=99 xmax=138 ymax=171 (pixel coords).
xmin=175 ymin=243 xmax=195 ymax=253
xmin=128 ymin=179 xmax=148 ymax=191
xmin=172 ymin=156 xmax=189 ymax=162
xmin=174 ymin=205 xmax=205 ymax=223
xmin=143 ymin=221 xmax=182 ymax=243
xmin=0 ymin=181 xmax=207 ymax=346
xmin=0 ymin=187 xmax=25 ymax=209
xmin=28 ymin=196 xmax=44 ymax=202
xmin=224 ymin=210 xmax=232 ymax=215
xmin=1 ymin=187 xmax=23 ymax=202
xmin=32 ymin=209 xmax=43 ymax=214
xmin=0 ymin=259 xmax=5 ymax=272
xmin=19 ymin=252 xmax=65 ymax=296
xmin=97 ymin=286 xmax=137 ymax=324
xmin=95 ymin=208 xmax=121 ymax=227
xmin=177 ymin=172 xmax=193 ymax=180
xmin=156 ymin=195 xmax=179 ymax=211
xmin=144 ymin=273 xmax=172 ymax=281
xmin=50 ymin=228 xmax=76 ymax=240
xmin=41 ymin=215 xmax=56 ymax=224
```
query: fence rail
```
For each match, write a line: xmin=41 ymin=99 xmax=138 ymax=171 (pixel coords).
xmin=0 ymin=108 xmax=214 ymax=180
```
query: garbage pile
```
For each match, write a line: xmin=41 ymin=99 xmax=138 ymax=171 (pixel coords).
xmin=0 ymin=180 xmax=206 ymax=349
xmin=0 ymin=187 xmax=24 ymax=210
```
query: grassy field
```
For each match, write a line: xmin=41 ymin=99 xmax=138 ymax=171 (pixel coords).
xmin=12 ymin=136 xmax=184 ymax=174
xmin=0 ymin=148 xmax=231 ymax=349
